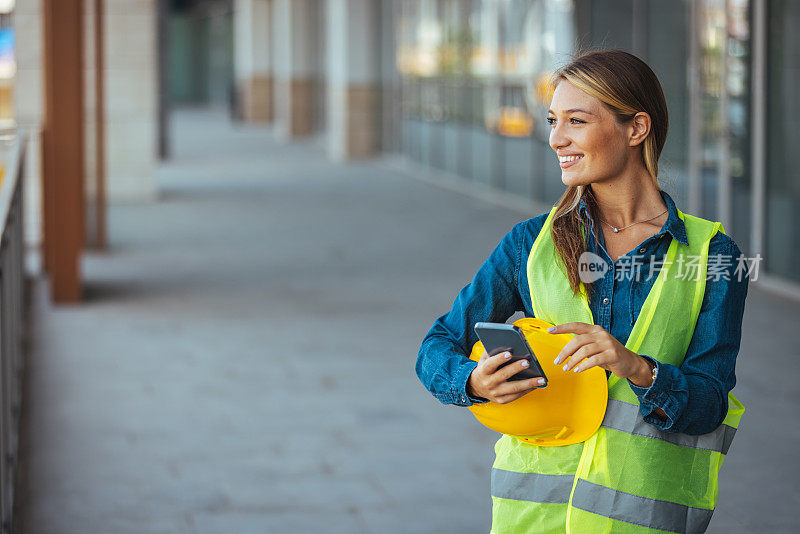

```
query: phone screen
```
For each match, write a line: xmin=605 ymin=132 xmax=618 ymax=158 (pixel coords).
xmin=474 ymin=323 xmax=548 ymax=383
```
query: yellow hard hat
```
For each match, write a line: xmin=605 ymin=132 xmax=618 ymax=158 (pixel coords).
xmin=468 ymin=317 xmax=608 ymax=446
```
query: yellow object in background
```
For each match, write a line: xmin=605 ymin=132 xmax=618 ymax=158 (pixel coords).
xmin=468 ymin=317 xmax=608 ymax=447
xmin=492 ymin=106 xmax=534 ymax=138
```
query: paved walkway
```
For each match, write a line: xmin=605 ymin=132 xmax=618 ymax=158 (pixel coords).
xmin=13 ymin=108 xmax=800 ymax=533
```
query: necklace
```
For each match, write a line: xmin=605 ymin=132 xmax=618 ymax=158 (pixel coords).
xmin=599 ymin=208 xmax=668 ymax=233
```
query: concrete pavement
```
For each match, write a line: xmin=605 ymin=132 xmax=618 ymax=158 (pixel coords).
xmin=13 ymin=108 xmax=800 ymax=533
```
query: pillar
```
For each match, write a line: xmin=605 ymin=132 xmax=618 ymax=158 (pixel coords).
xmin=14 ymin=0 xmax=46 ymax=262
xmin=326 ymin=0 xmax=380 ymax=160
xmin=234 ymin=0 xmax=273 ymax=123
xmin=84 ymin=0 xmax=107 ymax=250
xmin=42 ymin=0 xmax=85 ymax=301
xmin=272 ymin=0 xmax=316 ymax=138
xmin=104 ymin=0 xmax=157 ymax=202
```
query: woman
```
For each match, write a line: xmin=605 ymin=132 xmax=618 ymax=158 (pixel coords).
xmin=416 ymin=50 xmax=748 ymax=534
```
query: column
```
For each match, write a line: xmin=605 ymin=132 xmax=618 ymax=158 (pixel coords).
xmin=272 ymin=0 xmax=316 ymax=138
xmin=14 ymin=0 xmax=45 ymax=260
xmin=104 ymin=0 xmax=157 ymax=201
xmin=326 ymin=0 xmax=380 ymax=160
xmin=42 ymin=0 xmax=85 ymax=301
xmin=234 ymin=0 xmax=273 ymax=123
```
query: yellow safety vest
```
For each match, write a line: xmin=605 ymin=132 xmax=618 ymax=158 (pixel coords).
xmin=490 ymin=207 xmax=745 ymax=534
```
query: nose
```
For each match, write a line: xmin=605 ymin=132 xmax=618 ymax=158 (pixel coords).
xmin=549 ymin=121 xmax=569 ymax=152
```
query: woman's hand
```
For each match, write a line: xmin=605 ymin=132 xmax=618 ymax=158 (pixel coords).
xmin=467 ymin=350 xmax=546 ymax=404
xmin=549 ymin=322 xmax=655 ymax=387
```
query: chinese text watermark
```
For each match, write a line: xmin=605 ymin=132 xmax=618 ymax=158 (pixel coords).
xmin=578 ymin=252 xmax=762 ymax=284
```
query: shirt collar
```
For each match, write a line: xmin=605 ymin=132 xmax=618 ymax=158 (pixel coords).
xmin=578 ymin=189 xmax=689 ymax=246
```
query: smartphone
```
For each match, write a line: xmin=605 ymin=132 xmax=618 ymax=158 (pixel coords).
xmin=474 ymin=322 xmax=548 ymax=385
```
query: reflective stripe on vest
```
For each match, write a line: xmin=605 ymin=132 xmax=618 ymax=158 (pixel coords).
xmin=602 ymin=398 xmax=737 ymax=455
xmin=491 ymin=469 xmax=573 ymax=504
xmin=490 ymin=205 xmax=745 ymax=534
xmin=571 ymin=480 xmax=715 ymax=533
xmin=493 ymin=470 xmax=717 ymax=532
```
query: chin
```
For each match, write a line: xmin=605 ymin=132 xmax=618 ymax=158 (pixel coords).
xmin=560 ymin=171 xmax=594 ymax=188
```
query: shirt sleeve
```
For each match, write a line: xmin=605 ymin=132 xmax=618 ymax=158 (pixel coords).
xmin=628 ymin=237 xmax=749 ymax=435
xmin=416 ymin=221 xmax=527 ymax=406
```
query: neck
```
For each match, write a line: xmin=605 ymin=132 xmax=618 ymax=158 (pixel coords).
xmin=587 ymin=165 xmax=666 ymax=228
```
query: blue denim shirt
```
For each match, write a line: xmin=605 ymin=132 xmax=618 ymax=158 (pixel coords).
xmin=416 ymin=190 xmax=748 ymax=435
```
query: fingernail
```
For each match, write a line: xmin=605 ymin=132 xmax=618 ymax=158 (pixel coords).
xmin=554 ymin=356 xmax=561 ymax=365
xmin=573 ymin=367 xmax=580 ymax=373
xmin=547 ymin=326 xmax=556 ymax=333
xmin=503 ymin=352 xmax=512 ymax=359
xmin=563 ymin=364 xmax=569 ymax=371
xmin=520 ymin=360 xmax=529 ymax=368
xmin=537 ymin=378 xmax=545 ymax=385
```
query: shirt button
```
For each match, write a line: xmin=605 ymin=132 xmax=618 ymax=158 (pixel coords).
xmin=602 ymin=297 xmax=610 ymax=305
xmin=638 ymin=247 xmax=646 ymax=254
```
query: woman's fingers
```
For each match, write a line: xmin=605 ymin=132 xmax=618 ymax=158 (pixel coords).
xmin=494 ymin=392 xmax=527 ymax=404
xmin=495 ymin=377 xmax=544 ymax=403
xmin=554 ymin=333 xmax=595 ymax=365
xmin=572 ymin=351 xmax=609 ymax=374
xmin=475 ymin=352 xmax=547 ymax=403
xmin=497 ymin=357 xmax=532 ymax=382
xmin=480 ymin=351 xmax=513 ymax=373
xmin=562 ymin=342 xmax=602 ymax=372
xmin=547 ymin=322 xmax=596 ymax=335
xmin=493 ymin=376 xmax=544 ymax=399
xmin=469 ymin=352 xmax=513 ymax=400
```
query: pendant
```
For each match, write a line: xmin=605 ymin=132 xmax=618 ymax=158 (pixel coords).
xmin=612 ymin=227 xmax=619 ymax=233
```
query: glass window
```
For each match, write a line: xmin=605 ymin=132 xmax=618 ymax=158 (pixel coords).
xmin=697 ymin=0 xmax=726 ymax=221
xmin=766 ymin=0 xmax=800 ymax=282
xmin=645 ymin=0 xmax=690 ymax=209
xmin=496 ymin=0 xmax=536 ymax=196
xmin=647 ymin=0 xmax=750 ymax=251
xmin=439 ymin=0 xmax=471 ymax=176
xmin=398 ymin=1 xmax=423 ymax=162
xmin=394 ymin=0 xmax=762 ymax=282
xmin=467 ymin=79 xmax=494 ymax=187
xmin=726 ymin=0 xmax=752 ymax=252
xmin=492 ymin=0 xmax=575 ymax=201
xmin=589 ymin=0 xmax=633 ymax=50
xmin=397 ymin=0 xmax=576 ymax=196
xmin=466 ymin=0 xmax=495 ymax=187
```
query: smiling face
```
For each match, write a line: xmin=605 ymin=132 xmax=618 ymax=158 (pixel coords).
xmin=547 ymin=80 xmax=635 ymax=187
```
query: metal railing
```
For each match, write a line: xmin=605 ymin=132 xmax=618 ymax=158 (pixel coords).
xmin=0 ymin=134 xmax=26 ymax=532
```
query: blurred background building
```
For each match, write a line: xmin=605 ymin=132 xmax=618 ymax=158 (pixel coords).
xmin=6 ymin=0 xmax=800 ymax=297
xmin=189 ymin=0 xmax=794 ymax=295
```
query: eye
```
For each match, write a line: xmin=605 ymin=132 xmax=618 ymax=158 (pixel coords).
xmin=546 ymin=117 xmax=556 ymax=126
xmin=570 ymin=118 xmax=586 ymax=124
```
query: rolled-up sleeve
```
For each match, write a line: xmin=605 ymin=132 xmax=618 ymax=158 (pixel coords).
xmin=416 ymin=222 xmax=525 ymax=406
xmin=628 ymin=239 xmax=749 ymax=434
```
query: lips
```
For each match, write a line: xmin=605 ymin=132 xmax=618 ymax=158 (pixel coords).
xmin=558 ymin=154 xmax=584 ymax=169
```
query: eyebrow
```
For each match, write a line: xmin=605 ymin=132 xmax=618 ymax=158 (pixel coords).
xmin=547 ymin=108 xmax=596 ymax=116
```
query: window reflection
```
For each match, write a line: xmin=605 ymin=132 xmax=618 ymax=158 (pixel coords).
xmin=726 ymin=0 xmax=752 ymax=252
xmin=398 ymin=0 xmax=574 ymax=200
xmin=643 ymin=0 xmax=689 ymax=208
xmin=766 ymin=0 xmax=800 ymax=282
xmin=396 ymin=0 xmax=757 ymax=258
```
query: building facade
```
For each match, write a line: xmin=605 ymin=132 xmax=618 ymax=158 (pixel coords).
xmin=394 ymin=0 xmax=797 ymax=293
xmin=8 ymin=0 xmax=800 ymax=295
xmin=234 ymin=0 xmax=799 ymax=293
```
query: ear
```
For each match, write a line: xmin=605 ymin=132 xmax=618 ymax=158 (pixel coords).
xmin=628 ymin=112 xmax=651 ymax=147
